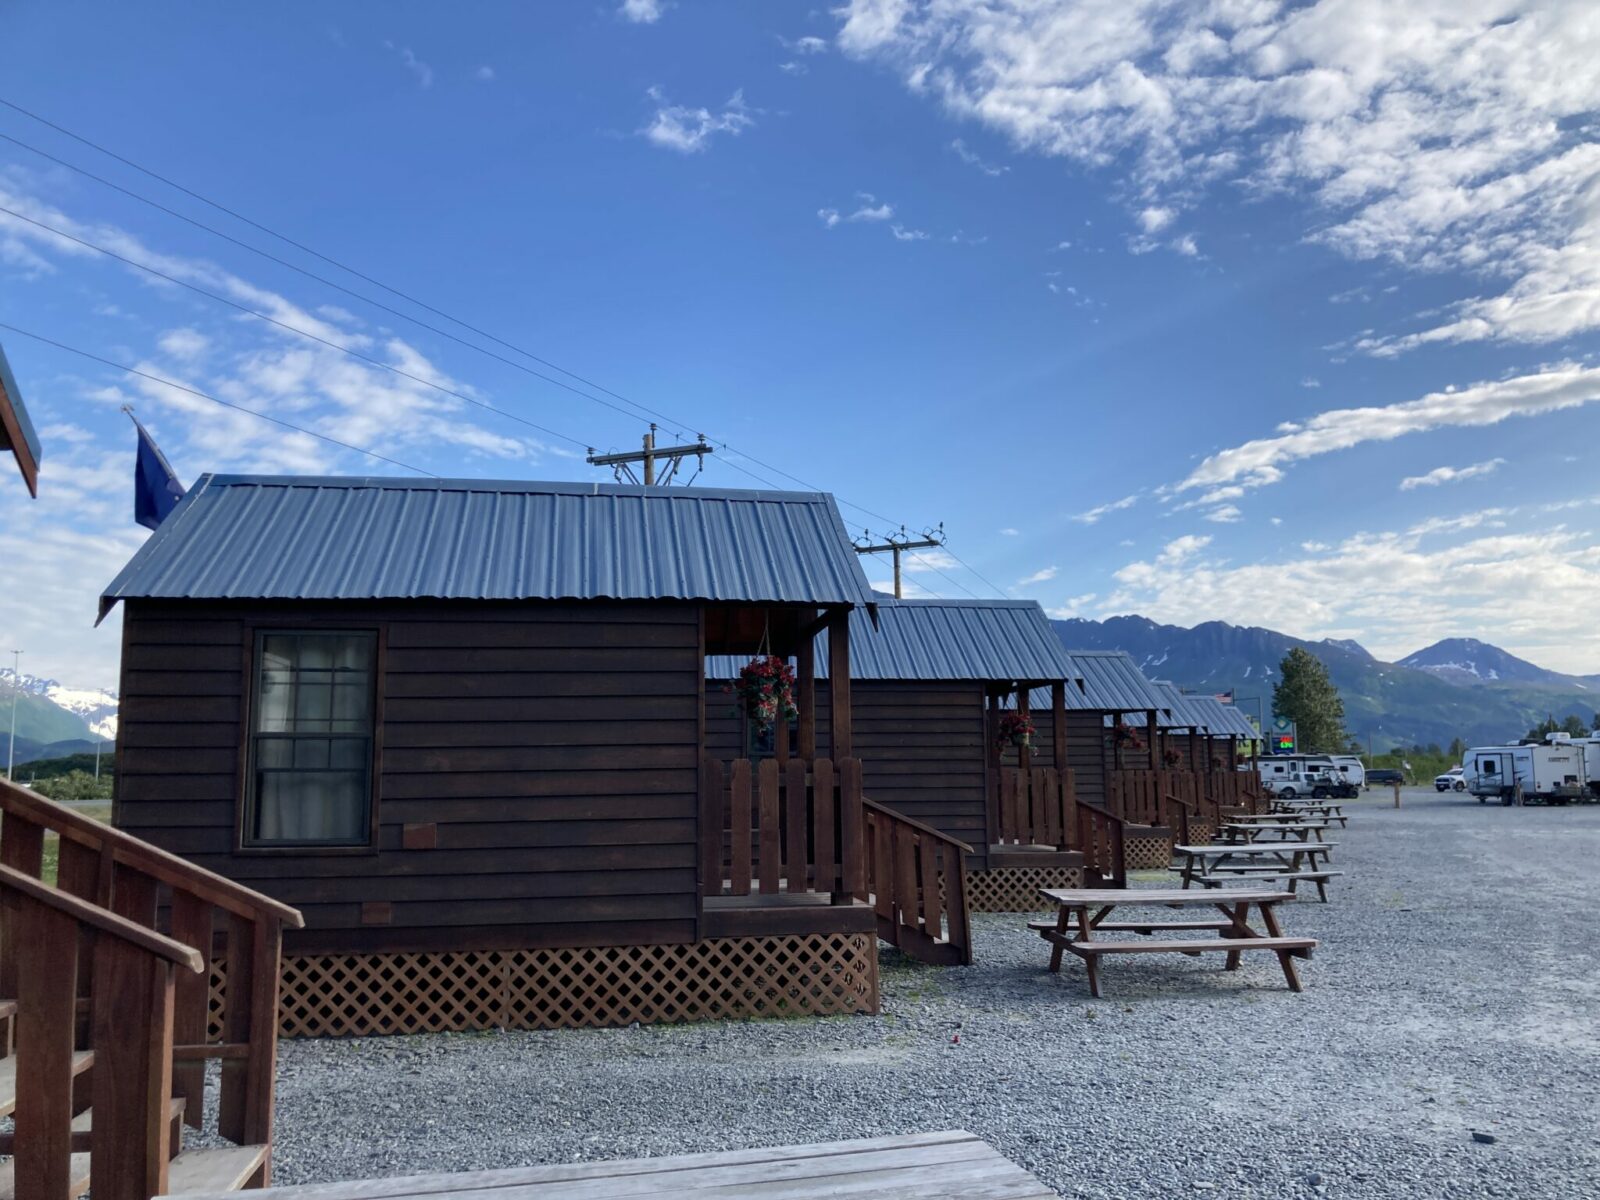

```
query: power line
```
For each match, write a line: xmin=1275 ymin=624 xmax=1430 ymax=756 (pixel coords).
xmin=940 ymin=546 xmax=1008 ymax=597
xmin=0 ymin=98 xmax=910 ymax=529
xmin=0 ymin=204 xmax=592 ymax=453
xmin=0 ymin=97 xmax=1002 ymax=591
xmin=0 ymin=321 xmax=436 ymax=476
xmin=904 ymin=549 xmax=983 ymax=600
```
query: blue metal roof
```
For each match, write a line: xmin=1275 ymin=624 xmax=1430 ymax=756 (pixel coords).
xmin=1189 ymin=695 xmax=1262 ymax=740
xmin=0 ymin=338 xmax=41 ymax=496
xmin=710 ymin=598 xmax=1080 ymax=683
xmin=1065 ymin=650 xmax=1173 ymax=713
xmin=100 ymin=475 xmax=878 ymax=618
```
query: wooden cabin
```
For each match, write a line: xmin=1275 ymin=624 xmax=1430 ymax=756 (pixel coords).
xmin=101 ymin=475 xmax=969 ymax=1037
xmin=0 ymin=338 xmax=41 ymax=495
xmin=709 ymin=599 xmax=1143 ymax=909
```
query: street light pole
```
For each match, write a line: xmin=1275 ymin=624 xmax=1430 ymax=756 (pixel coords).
xmin=6 ymin=650 xmax=20 ymax=782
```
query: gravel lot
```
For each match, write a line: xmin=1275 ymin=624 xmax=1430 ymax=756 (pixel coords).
xmin=264 ymin=791 xmax=1600 ymax=1198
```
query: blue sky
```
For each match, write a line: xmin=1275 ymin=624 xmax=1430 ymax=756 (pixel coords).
xmin=4 ymin=0 xmax=1600 ymax=690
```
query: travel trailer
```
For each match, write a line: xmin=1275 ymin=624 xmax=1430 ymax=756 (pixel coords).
xmin=1259 ymin=755 xmax=1358 ymax=797
xmin=1465 ymin=741 xmax=1587 ymax=804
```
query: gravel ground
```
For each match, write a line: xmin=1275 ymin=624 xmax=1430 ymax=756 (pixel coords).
xmin=262 ymin=791 xmax=1600 ymax=1198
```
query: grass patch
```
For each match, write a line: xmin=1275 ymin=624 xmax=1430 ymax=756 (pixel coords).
xmin=39 ymin=803 xmax=113 ymax=886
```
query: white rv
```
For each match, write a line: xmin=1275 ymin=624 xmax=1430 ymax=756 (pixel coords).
xmin=1464 ymin=741 xmax=1587 ymax=804
xmin=1566 ymin=737 xmax=1600 ymax=800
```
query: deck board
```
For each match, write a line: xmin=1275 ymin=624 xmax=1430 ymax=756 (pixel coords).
xmin=156 ymin=1131 xmax=1057 ymax=1199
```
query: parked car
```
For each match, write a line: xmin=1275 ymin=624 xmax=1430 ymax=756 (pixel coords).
xmin=1265 ymin=771 xmax=1340 ymax=800
xmin=1434 ymin=768 xmax=1466 ymax=792
xmin=1367 ymin=768 xmax=1406 ymax=788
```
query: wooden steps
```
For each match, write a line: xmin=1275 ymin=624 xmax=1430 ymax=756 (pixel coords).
xmin=167 ymin=1144 xmax=271 ymax=1193
xmin=0 ymin=1048 xmax=93 ymax=1118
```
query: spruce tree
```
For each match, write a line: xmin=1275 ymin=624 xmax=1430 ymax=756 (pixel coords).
xmin=1272 ymin=647 xmax=1347 ymax=754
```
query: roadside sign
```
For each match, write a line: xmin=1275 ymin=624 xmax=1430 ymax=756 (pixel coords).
xmin=1272 ymin=716 xmax=1296 ymax=753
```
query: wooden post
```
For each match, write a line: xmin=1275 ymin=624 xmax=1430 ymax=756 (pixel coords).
xmin=91 ymin=930 xmax=175 ymax=1200
xmin=13 ymin=898 xmax=78 ymax=1200
xmin=1017 ymin=687 xmax=1032 ymax=772
xmin=1052 ymin=682 xmax=1068 ymax=773
xmin=796 ymin=635 xmax=816 ymax=761
xmin=1393 ymin=780 xmax=1402 ymax=808
xmin=169 ymin=890 xmax=212 ymax=1129
xmin=828 ymin=608 xmax=852 ymax=761
xmin=1147 ymin=710 xmax=1158 ymax=770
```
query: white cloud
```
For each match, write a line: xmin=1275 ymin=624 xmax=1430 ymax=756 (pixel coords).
xmin=157 ymin=328 xmax=209 ymax=361
xmin=819 ymin=194 xmax=895 ymax=226
xmin=1179 ymin=364 xmax=1600 ymax=495
xmin=1171 ymin=233 xmax=1199 ymax=257
xmin=832 ymin=1 xmax=1600 ymax=356
xmin=620 ymin=0 xmax=665 ymax=23
xmin=1016 ymin=565 xmax=1058 ymax=587
xmin=1137 ymin=207 xmax=1175 ymax=234
xmin=1204 ymin=504 xmax=1242 ymax=523
xmin=779 ymin=61 xmax=807 ymax=76
xmin=900 ymin=548 xmax=960 ymax=574
xmin=475 ymin=65 xmax=496 ymax=82
xmin=1399 ymin=458 xmax=1506 ymax=491
xmin=1046 ymin=593 xmax=1098 ymax=619
xmin=951 ymin=138 xmax=1009 ymax=176
xmin=999 ymin=527 xmax=1020 ymax=536
xmin=792 ymin=35 xmax=828 ymax=55
xmin=641 ymin=88 xmax=754 ymax=153
xmin=1071 ymin=493 xmax=1139 ymax=524
xmin=890 ymin=224 xmax=928 ymax=241
xmin=382 ymin=41 xmax=433 ymax=88
xmin=1301 ymin=376 xmax=1321 ymax=389
xmin=1102 ymin=510 xmax=1600 ymax=672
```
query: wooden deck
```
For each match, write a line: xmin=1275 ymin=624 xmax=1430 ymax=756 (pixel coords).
xmin=159 ymin=1131 xmax=1058 ymax=1198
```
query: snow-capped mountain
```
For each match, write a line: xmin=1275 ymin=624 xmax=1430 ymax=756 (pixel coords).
xmin=1 ymin=670 xmax=118 ymax=739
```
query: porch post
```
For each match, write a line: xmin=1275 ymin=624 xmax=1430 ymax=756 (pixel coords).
xmin=1051 ymin=681 xmax=1067 ymax=772
xmin=1147 ymin=709 xmax=1158 ymax=770
xmin=1016 ymin=686 xmax=1032 ymax=772
xmin=796 ymin=632 xmax=817 ymax=761
xmin=828 ymin=607 xmax=852 ymax=760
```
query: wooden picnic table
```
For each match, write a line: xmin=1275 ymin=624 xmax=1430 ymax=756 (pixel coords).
xmin=1033 ymin=887 xmax=1315 ymax=997
xmin=160 ymin=1131 xmax=1058 ymax=1199
xmin=1273 ymin=800 xmax=1348 ymax=824
xmin=1220 ymin=821 xmax=1329 ymax=844
xmin=1173 ymin=842 xmax=1342 ymax=901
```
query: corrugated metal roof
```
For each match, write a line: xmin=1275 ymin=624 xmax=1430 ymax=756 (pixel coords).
xmin=0 ymin=338 xmax=41 ymax=496
xmin=709 ymin=599 xmax=1080 ymax=683
xmin=100 ymin=475 xmax=878 ymax=618
xmin=1191 ymin=696 xmax=1262 ymax=740
xmin=1066 ymin=650 xmax=1173 ymax=713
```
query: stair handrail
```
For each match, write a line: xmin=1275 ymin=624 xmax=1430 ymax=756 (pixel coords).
xmin=0 ymin=863 xmax=201 ymax=1199
xmin=1074 ymin=800 xmax=1129 ymax=888
xmin=0 ymin=779 xmax=303 ymax=927
xmin=860 ymin=797 xmax=972 ymax=965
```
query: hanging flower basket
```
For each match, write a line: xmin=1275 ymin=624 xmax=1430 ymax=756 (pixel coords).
xmin=734 ymin=655 xmax=798 ymax=733
xmin=999 ymin=710 xmax=1035 ymax=750
xmin=1163 ymin=747 xmax=1183 ymax=767
xmin=1111 ymin=721 xmax=1144 ymax=751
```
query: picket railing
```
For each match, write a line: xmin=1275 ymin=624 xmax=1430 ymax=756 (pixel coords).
xmin=994 ymin=765 xmax=1078 ymax=849
xmin=862 ymin=801 xmax=972 ymax=965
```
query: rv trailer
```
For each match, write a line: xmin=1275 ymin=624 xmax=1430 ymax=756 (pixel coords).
xmin=1465 ymin=741 xmax=1587 ymax=805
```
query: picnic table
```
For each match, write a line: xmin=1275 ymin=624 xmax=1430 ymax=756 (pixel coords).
xmin=1220 ymin=820 xmax=1330 ymax=844
xmin=1173 ymin=842 xmax=1343 ymax=901
xmin=1273 ymin=800 xmax=1348 ymax=825
xmin=1032 ymin=887 xmax=1315 ymax=997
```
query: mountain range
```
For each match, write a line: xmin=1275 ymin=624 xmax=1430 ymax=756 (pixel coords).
xmin=1051 ymin=617 xmax=1600 ymax=750
xmin=2 ymin=670 xmax=117 ymax=769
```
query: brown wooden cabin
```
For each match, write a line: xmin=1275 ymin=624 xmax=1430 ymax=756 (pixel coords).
xmin=99 ymin=475 xmax=968 ymax=1037
xmin=0 ymin=337 xmax=41 ymax=496
xmin=709 ymin=599 xmax=1142 ymax=909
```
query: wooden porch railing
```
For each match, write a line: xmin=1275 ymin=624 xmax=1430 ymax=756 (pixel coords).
xmin=699 ymin=756 xmax=865 ymax=900
xmin=862 ymin=800 xmax=971 ymax=966
xmin=1107 ymin=769 xmax=1172 ymax=827
xmin=0 ymin=777 xmax=305 ymax=1195
xmin=995 ymin=765 xmax=1080 ymax=849
xmin=1075 ymin=802 xmax=1127 ymax=889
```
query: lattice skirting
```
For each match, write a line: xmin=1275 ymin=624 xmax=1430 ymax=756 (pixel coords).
xmin=1190 ymin=821 xmax=1215 ymax=846
xmin=965 ymin=865 xmax=1085 ymax=912
xmin=1123 ymin=832 xmax=1176 ymax=871
xmin=208 ymin=933 xmax=879 ymax=1039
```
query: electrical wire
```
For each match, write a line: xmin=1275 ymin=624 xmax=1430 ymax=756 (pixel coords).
xmin=0 ymin=204 xmax=591 ymax=453
xmin=0 ymin=321 xmax=436 ymax=476
xmin=0 ymin=97 xmax=1003 ymax=592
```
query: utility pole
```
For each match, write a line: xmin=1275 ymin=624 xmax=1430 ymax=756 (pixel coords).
xmin=853 ymin=525 xmax=946 ymax=599
xmin=6 ymin=650 xmax=20 ymax=782
xmin=587 ymin=424 xmax=713 ymax=486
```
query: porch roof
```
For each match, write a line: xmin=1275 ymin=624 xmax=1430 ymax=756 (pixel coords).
xmin=0 ymin=338 xmax=41 ymax=497
xmin=100 ymin=475 xmax=877 ymax=618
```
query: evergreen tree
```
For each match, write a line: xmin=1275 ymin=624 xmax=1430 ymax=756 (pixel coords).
xmin=1271 ymin=647 xmax=1347 ymax=753
xmin=1448 ymin=736 xmax=1467 ymax=760
xmin=1525 ymin=714 xmax=1590 ymax=741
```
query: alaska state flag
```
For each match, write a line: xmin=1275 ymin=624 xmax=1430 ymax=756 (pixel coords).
xmin=132 ymin=417 xmax=185 ymax=530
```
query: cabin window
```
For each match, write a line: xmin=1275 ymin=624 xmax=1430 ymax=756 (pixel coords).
xmin=245 ymin=631 xmax=377 ymax=847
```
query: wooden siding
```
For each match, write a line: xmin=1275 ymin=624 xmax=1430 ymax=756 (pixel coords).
xmin=1026 ymin=711 xmax=1109 ymax=811
xmin=705 ymin=678 xmax=990 ymax=864
xmin=116 ymin=599 xmax=703 ymax=954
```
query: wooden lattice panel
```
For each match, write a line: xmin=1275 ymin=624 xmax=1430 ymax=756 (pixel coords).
xmin=965 ymin=866 xmax=1085 ymax=913
xmin=210 ymin=934 xmax=877 ymax=1040
xmin=1189 ymin=821 xmax=1215 ymax=846
xmin=1123 ymin=833 xmax=1175 ymax=871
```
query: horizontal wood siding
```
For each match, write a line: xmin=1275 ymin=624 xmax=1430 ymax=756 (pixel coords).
xmin=116 ymin=599 xmax=702 ymax=953
xmin=703 ymin=677 xmax=988 ymax=861
xmin=1029 ymin=711 xmax=1108 ymax=810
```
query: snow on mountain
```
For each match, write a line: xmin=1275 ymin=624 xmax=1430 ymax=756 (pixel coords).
xmin=2 ymin=670 xmax=118 ymax=739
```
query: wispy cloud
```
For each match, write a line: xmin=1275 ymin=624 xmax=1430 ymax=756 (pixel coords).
xmin=474 ymin=65 xmax=496 ymax=82
xmin=890 ymin=224 xmax=928 ymax=242
xmin=381 ymin=41 xmax=433 ymax=88
xmin=619 ymin=0 xmax=665 ymax=23
xmin=1071 ymin=493 xmax=1139 ymax=524
xmin=641 ymin=87 xmax=754 ymax=153
xmin=1178 ymin=365 xmax=1600 ymax=495
xmin=1016 ymin=565 xmax=1058 ymax=587
xmin=1400 ymin=458 xmax=1506 ymax=491
xmin=951 ymin=138 xmax=1008 ymax=176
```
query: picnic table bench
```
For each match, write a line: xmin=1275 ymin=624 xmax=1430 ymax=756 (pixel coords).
xmin=1031 ymin=888 xmax=1315 ymax=997
xmin=1273 ymin=800 xmax=1348 ymax=825
xmin=1173 ymin=842 xmax=1342 ymax=901
xmin=160 ymin=1131 xmax=1059 ymax=1199
xmin=1220 ymin=820 xmax=1330 ymax=844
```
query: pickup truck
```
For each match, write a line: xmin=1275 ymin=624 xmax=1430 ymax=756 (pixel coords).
xmin=1264 ymin=772 xmax=1342 ymax=800
xmin=1434 ymin=769 xmax=1466 ymax=792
